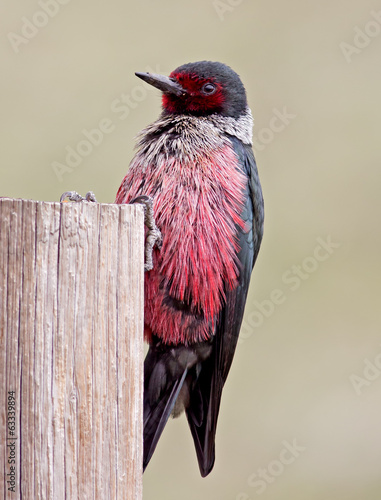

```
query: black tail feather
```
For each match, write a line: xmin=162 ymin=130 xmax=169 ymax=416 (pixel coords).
xmin=143 ymin=367 xmax=188 ymax=471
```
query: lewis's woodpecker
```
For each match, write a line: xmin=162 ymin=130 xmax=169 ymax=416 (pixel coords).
xmin=115 ymin=61 xmax=264 ymax=477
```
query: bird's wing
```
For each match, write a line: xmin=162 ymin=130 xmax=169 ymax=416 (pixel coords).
xmin=186 ymin=137 xmax=264 ymax=476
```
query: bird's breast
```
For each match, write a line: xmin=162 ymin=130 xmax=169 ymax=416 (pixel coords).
xmin=116 ymin=132 xmax=248 ymax=344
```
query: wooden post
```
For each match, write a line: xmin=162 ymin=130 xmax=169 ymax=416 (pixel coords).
xmin=0 ymin=198 xmax=144 ymax=500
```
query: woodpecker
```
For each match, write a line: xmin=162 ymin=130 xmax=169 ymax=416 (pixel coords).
xmin=115 ymin=61 xmax=264 ymax=477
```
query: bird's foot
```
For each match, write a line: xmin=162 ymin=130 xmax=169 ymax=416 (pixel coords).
xmin=130 ymin=195 xmax=162 ymax=272
xmin=59 ymin=192 xmax=160 ymax=272
xmin=60 ymin=191 xmax=98 ymax=203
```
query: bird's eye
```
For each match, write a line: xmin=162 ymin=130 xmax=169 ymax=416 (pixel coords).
xmin=201 ymin=83 xmax=217 ymax=95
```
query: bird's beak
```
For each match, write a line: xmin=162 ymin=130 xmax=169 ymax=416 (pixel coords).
xmin=135 ymin=72 xmax=186 ymax=97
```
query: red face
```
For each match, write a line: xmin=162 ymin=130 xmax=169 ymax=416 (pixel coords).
xmin=162 ymin=72 xmax=225 ymax=115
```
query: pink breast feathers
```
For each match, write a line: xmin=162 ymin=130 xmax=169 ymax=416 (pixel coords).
xmin=115 ymin=143 xmax=248 ymax=345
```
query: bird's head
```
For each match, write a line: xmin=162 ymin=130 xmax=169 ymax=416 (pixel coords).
xmin=135 ymin=61 xmax=248 ymax=119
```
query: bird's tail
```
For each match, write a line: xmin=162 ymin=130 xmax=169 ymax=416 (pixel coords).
xmin=143 ymin=339 xmax=214 ymax=473
xmin=143 ymin=366 xmax=188 ymax=470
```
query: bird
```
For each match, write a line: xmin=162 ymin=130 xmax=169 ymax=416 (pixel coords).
xmin=115 ymin=61 xmax=264 ymax=477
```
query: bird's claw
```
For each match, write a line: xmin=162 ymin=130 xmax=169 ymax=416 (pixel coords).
xmin=59 ymin=192 xmax=160 ymax=272
xmin=60 ymin=191 xmax=98 ymax=203
xmin=130 ymin=195 xmax=162 ymax=272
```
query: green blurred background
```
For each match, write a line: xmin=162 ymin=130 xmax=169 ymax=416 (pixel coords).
xmin=2 ymin=0 xmax=381 ymax=498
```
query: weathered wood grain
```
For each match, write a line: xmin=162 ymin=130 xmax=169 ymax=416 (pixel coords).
xmin=0 ymin=198 xmax=144 ymax=500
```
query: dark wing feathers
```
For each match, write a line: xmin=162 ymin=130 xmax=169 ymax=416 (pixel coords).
xmin=230 ymin=135 xmax=264 ymax=267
